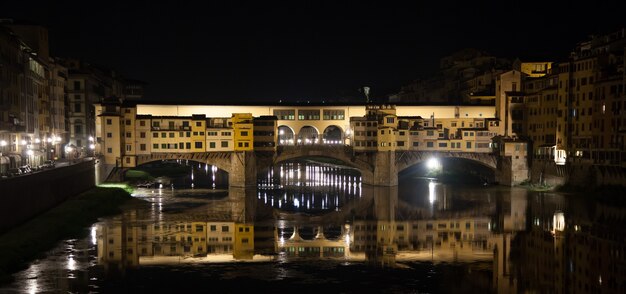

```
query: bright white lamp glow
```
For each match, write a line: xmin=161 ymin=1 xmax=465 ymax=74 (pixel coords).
xmin=0 ymin=140 xmax=6 ymax=147
xmin=553 ymin=211 xmax=565 ymax=233
xmin=89 ymin=144 xmax=95 ymax=149
xmin=26 ymin=149 xmax=34 ymax=156
xmin=35 ymin=138 xmax=41 ymax=143
xmin=427 ymin=157 xmax=440 ymax=170
xmin=21 ymin=140 xmax=27 ymax=145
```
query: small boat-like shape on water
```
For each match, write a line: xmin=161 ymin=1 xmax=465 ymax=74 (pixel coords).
xmin=135 ymin=181 xmax=155 ymax=188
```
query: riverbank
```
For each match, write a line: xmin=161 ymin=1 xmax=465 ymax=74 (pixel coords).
xmin=0 ymin=186 xmax=142 ymax=284
xmin=518 ymin=181 xmax=626 ymax=201
xmin=518 ymin=181 xmax=556 ymax=192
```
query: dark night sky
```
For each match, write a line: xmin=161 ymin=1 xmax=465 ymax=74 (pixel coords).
xmin=2 ymin=1 xmax=625 ymax=104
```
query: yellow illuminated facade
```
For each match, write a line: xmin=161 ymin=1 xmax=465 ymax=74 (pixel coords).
xmin=206 ymin=117 xmax=234 ymax=151
xmin=520 ymin=62 xmax=552 ymax=78
xmin=232 ymin=113 xmax=254 ymax=151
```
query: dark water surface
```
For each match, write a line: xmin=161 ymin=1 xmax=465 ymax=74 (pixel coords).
xmin=1 ymin=160 xmax=624 ymax=293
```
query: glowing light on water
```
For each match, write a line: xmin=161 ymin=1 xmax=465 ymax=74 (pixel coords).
xmin=91 ymin=225 xmax=97 ymax=245
xmin=429 ymin=181 xmax=436 ymax=204
xmin=26 ymin=276 xmax=38 ymax=294
xmin=294 ymin=198 xmax=300 ymax=208
xmin=67 ymin=255 xmax=76 ymax=271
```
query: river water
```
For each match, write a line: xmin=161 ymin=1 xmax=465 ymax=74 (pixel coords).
xmin=1 ymin=160 xmax=624 ymax=293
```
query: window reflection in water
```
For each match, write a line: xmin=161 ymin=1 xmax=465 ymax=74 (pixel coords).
xmin=5 ymin=160 xmax=625 ymax=294
xmin=257 ymin=161 xmax=362 ymax=213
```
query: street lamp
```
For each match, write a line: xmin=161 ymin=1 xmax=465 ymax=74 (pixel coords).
xmin=88 ymin=136 xmax=95 ymax=157
xmin=26 ymin=149 xmax=34 ymax=166
xmin=65 ymin=145 xmax=77 ymax=163
xmin=0 ymin=140 xmax=7 ymax=157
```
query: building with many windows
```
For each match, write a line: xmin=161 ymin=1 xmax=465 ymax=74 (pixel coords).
xmin=350 ymin=105 xmax=499 ymax=153
xmin=493 ymin=29 xmax=626 ymax=166
xmin=0 ymin=21 xmax=67 ymax=170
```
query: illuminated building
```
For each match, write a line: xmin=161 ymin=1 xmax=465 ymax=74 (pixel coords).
xmin=0 ymin=22 xmax=58 ymax=167
xmin=231 ymin=113 xmax=254 ymax=151
xmin=350 ymin=104 xmax=499 ymax=153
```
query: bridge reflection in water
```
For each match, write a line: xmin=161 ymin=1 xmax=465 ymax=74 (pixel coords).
xmin=7 ymin=160 xmax=623 ymax=293
xmin=96 ymin=161 xmax=515 ymax=291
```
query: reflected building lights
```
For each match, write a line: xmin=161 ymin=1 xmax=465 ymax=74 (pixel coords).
xmin=67 ymin=255 xmax=76 ymax=271
xmin=428 ymin=181 xmax=436 ymax=204
xmin=258 ymin=161 xmax=361 ymax=211
xmin=91 ymin=225 xmax=97 ymax=245
xmin=26 ymin=277 xmax=38 ymax=294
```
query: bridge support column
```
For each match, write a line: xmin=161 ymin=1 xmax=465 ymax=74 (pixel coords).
xmin=230 ymin=151 xmax=257 ymax=187
xmin=370 ymin=151 xmax=398 ymax=186
xmin=496 ymin=155 xmax=529 ymax=186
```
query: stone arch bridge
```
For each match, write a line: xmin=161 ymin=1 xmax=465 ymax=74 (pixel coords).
xmin=126 ymin=146 xmax=499 ymax=187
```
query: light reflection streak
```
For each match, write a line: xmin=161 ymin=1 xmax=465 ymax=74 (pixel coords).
xmin=262 ymin=162 xmax=361 ymax=211
xmin=91 ymin=225 xmax=97 ymax=245
xmin=429 ymin=181 xmax=436 ymax=204
xmin=67 ymin=255 xmax=76 ymax=271
xmin=26 ymin=277 xmax=38 ymax=294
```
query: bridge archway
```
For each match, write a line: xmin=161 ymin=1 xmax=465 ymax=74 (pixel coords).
xmin=128 ymin=158 xmax=230 ymax=188
xmin=267 ymin=146 xmax=374 ymax=182
xmin=278 ymin=125 xmax=295 ymax=146
xmin=297 ymin=126 xmax=320 ymax=145
xmin=322 ymin=125 xmax=343 ymax=145
xmin=136 ymin=153 xmax=233 ymax=174
xmin=396 ymin=152 xmax=497 ymax=183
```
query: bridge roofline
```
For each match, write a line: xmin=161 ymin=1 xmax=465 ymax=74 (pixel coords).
xmin=114 ymin=101 xmax=494 ymax=108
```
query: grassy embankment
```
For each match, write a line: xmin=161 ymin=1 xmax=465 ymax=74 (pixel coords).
xmin=518 ymin=180 xmax=556 ymax=192
xmin=0 ymin=186 xmax=142 ymax=284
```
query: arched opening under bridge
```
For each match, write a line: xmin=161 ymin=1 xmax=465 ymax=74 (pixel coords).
xmin=322 ymin=125 xmax=343 ymax=145
xmin=278 ymin=125 xmax=295 ymax=146
xmin=399 ymin=157 xmax=496 ymax=185
xmin=126 ymin=159 xmax=229 ymax=189
xmin=297 ymin=126 xmax=319 ymax=145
